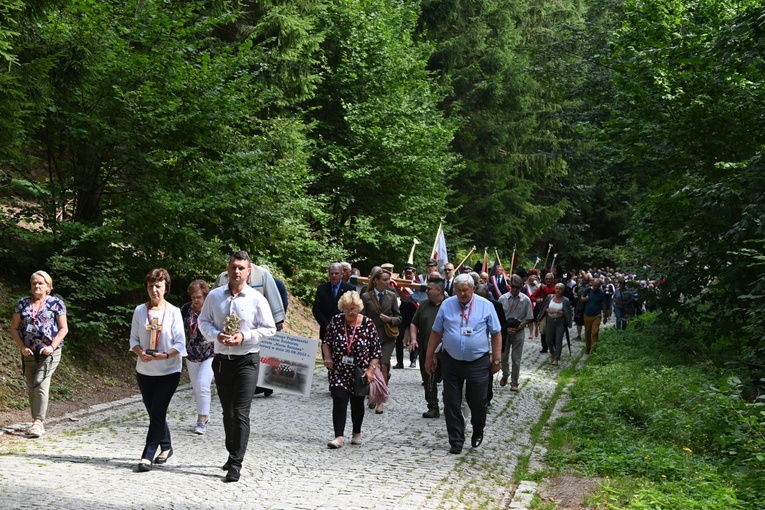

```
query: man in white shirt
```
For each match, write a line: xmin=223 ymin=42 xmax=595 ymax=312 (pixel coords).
xmin=199 ymin=251 xmax=276 ymax=482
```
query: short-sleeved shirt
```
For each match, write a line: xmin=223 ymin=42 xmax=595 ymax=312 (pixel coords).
xmin=411 ymin=298 xmax=443 ymax=349
xmin=432 ymin=295 xmax=501 ymax=362
xmin=497 ymin=292 xmax=534 ymax=323
xmin=323 ymin=314 xmax=382 ymax=391
xmin=583 ymin=288 xmax=607 ymax=316
xmin=14 ymin=296 xmax=67 ymax=353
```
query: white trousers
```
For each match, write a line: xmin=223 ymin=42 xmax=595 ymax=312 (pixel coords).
xmin=186 ymin=358 xmax=214 ymax=416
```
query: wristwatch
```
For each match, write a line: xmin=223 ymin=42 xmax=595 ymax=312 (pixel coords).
xmin=492 ymin=359 xmax=501 ymax=366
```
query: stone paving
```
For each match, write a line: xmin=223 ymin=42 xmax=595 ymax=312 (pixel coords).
xmin=0 ymin=330 xmax=586 ymax=510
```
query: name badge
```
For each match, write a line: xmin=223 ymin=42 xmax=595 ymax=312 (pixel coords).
xmin=342 ymin=355 xmax=355 ymax=365
xmin=461 ymin=327 xmax=473 ymax=336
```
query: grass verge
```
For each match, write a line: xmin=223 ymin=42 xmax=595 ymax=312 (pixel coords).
xmin=543 ymin=314 xmax=765 ymax=509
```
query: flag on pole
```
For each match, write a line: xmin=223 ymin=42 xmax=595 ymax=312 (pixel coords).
xmin=431 ymin=223 xmax=448 ymax=269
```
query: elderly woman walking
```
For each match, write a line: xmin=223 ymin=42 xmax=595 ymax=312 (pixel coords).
xmin=10 ymin=270 xmax=69 ymax=438
xmin=537 ymin=283 xmax=572 ymax=366
xmin=322 ymin=291 xmax=381 ymax=448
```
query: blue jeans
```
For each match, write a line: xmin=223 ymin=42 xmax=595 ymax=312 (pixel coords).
xmin=213 ymin=352 xmax=260 ymax=468
xmin=136 ymin=371 xmax=180 ymax=461
xmin=614 ymin=306 xmax=627 ymax=330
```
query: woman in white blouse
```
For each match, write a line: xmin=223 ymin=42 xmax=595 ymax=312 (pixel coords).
xmin=537 ymin=283 xmax=572 ymax=366
xmin=129 ymin=268 xmax=187 ymax=472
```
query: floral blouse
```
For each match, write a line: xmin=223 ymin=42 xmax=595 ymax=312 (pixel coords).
xmin=181 ymin=302 xmax=214 ymax=363
xmin=15 ymin=296 xmax=67 ymax=354
xmin=323 ymin=314 xmax=382 ymax=391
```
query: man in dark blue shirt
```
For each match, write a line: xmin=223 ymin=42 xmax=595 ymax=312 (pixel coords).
xmin=581 ymin=278 xmax=607 ymax=354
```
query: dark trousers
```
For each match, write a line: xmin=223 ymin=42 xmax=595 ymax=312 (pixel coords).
xmin=213 ymin=353 xmax=260 ymax=468
xmin=418 ymin=348 xmax=440 ymax=410
xmin=441 ymin=351 xmax=491 ymax=448
xmin=136 ymin=371 xmax=180 ymax=461
xmin=330 ymin=386 xmax=366 ymax=437
xmin=396 ymin=302 xmax=417 ymax=364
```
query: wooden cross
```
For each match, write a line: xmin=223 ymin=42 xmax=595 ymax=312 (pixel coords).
xmin=145 ymin=317 xmax=163 ymax=351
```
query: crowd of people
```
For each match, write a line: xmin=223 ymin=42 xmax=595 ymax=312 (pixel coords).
xmin=9 ymin=254 xmax=655 ymax=481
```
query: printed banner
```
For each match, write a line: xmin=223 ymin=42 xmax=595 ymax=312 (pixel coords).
xmin=257 ymin=332 xmax=319 ymax=397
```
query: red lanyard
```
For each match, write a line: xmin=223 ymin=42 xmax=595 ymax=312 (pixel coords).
xmin=344 ymin=319 xmax=360 ymax=354
xmin=189 ymin=310 xmax=199 ymax=339
xmin=460 ymin=298 xmax=474 ymax=327
xmin=30 ymin=297 xmax=47 ymax=322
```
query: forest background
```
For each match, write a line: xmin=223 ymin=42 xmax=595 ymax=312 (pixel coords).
xmin=1 ymin=0 xmax=764 ymax=506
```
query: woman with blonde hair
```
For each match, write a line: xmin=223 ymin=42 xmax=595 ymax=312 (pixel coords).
xmin=10 ymin=271 xmax=69 ymax=438
xmin=322 ymin=291 xmax=381 ymax=448
xmin=537 ymin=283 xmax=572 ymax=366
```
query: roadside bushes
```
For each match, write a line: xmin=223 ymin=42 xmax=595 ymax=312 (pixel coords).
xmin=549 ymin=314 xmax=764 ymax=508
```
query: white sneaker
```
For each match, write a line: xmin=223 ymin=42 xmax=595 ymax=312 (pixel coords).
xmin=27 ymin=422 xmax=45 ymax=438
xmin=193 ymin=422 xmax=207 ymax=435
xmin=351 ymin=435 xmax=362 ymax=445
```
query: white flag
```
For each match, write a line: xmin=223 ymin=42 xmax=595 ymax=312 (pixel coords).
xmin=431 ymin=225 xmax=449 ymax=269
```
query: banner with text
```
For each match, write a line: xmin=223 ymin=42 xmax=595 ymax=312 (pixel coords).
xmin=257 ymin=332 xmax=319 ymax=397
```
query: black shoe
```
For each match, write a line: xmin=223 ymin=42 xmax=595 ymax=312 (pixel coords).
xmin=448 ymin=445 xmax=463 ymax=454
xmin=471 ymin=433 xmax=484 ymax=448
xmin=137 ymin=460 xmax=152 ymax=472
xmin=585 ymin=349 xmax=591 ymax=355
xmin=422 ymin=409 xmax=440 ymax=418
xmin=263 ymin=389 xmax=273 ymax=397
xmin=225 ymin=466 xmax=241 ymax=482
xmin=221 ymin=459 xmax=232 ymax=471
xmin=392 ymin=363 xmax=404 ymax=369
xmin=368 ymin=402 xmax=375 ymax=409
xmin=539 ymin=349 xmax=548 ymax=353
xmin=154 ymin=448 xmax=173 ymax=465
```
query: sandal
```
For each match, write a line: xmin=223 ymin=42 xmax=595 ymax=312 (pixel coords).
xmin=27 ymin=422 xmax=45 ymax=438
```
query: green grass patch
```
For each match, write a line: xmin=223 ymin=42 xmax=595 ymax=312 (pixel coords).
xmin=545 ymin=314 xmax=765 ymax=509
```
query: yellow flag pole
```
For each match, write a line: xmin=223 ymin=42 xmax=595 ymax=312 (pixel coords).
xmin=542 ymin=243 xmax=553 ymax=269
xmin=456 ymin=246 xmax=476 ymax=270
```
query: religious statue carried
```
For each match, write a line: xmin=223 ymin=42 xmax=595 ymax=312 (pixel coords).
xmin=223 ymin=311 xmax=241 ymax=336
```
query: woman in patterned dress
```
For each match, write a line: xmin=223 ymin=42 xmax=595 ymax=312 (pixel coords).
xmin=322 ymin=291 xmax=381 ymax=448
xmin=9 ymin=270 xmax=69 ymax=438
xmin=181 ymin=279 xmax=214 ymax=435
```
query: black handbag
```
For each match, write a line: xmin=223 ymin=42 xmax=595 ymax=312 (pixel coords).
xmin=352 ymin=366 xmax=370 ymax=396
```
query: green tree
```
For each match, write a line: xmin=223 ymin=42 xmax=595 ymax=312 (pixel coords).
xmin=308 ymin=0 xmax=457 ymax=266
xmin=417 ymin=0 xmax=573 ymax=257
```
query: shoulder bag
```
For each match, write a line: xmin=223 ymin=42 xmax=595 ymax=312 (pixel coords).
xmin=369 ymin=291 xmax=399 ymax=339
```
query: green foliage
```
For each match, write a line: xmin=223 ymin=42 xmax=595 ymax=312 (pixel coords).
xmin=548 ymin=322 xmax=765 ymax=508
xmin=308 ymin=0 xmax=457 ymax=267
xmin=418 ymin=0 xmax=574 ymax=255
